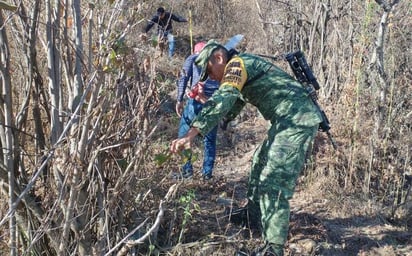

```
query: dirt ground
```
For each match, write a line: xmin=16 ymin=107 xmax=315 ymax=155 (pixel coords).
xmin=156 ymin=112 xmax=412 ymax=256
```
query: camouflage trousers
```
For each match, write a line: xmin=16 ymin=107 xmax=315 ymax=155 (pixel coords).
xmin=247 ymin=121 xmax=318 ymax=250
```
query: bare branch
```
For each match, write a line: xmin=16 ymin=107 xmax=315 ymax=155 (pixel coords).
xmin=107 ymin=184 xmax=179 ymax=256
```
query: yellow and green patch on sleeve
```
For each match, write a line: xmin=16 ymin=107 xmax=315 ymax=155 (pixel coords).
xmin=221 ymin=56 xmax=248 ymax=91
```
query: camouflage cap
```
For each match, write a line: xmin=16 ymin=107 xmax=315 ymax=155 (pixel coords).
xmin=195 ymin=39 xmax=224 ymax=82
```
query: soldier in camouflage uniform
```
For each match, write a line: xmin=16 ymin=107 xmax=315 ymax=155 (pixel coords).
xmin=170 ymin=40 xmax=322 ymax=256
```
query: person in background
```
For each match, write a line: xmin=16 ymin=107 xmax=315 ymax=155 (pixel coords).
xmin=170 ymin=40 xmax=322 ymax=256
xmin=175 ymin=41 xmax=220 ymax=181
xmin=143 ymin=7 xmax=187 ymax=58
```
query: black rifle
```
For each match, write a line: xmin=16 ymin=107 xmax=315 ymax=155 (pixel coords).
xmin=258 ymin=51 xmax=337 ymax=149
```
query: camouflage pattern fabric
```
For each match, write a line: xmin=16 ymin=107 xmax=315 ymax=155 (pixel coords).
xmin=248 ymin=123 xmax=318 ymax=252
xmin=192 ymin=53 xmax=322 ymax=135
xmin=191 ymin=53 xmax=322 ymax=251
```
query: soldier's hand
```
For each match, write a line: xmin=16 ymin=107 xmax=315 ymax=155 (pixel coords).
xmin=170 ymin=128 xmax=199 ymax=154
xmin=170 ymin=138 xmax=192 ymax=154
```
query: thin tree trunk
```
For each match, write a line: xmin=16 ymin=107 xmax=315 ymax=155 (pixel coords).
xmin=0 ymin=10 xmax=17 ymax=256
xmin=70 ymin=1 xmax=92 ymax=254
xmin=46 ymin=0 xmax=62 ymax=145
xmin=365 ymin=0 xmax=400 ymax=193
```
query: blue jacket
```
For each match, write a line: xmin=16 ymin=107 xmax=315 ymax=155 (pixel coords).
xmin=177 ymin=54 xmax=219 ymax=102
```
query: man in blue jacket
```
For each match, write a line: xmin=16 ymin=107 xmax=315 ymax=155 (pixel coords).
xmin=144 ymin=7 xmax=187 ymax=58
xmin=175 ymin=41 xmax=220 ymax=180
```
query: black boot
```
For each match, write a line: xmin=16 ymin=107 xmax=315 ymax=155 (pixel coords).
xmin=227 ymin=206 xmax=247 ymax=226
xmin=252 ymin=243 xmax=283 ymax=256
xmin=227 ymin=200 xmax=261 ymax=230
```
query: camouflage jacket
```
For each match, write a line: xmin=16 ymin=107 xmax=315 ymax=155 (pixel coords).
xmin=191 ymin=53 xmax=323 ymax=136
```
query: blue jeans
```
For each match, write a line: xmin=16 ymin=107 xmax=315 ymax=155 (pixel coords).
xmin=178 ymin=99 xmax=217 ymax=176
xmin=167 ymin=34 xmax=175 ymax=58
xmin=158 ymin=31 xmax=175 ymax=58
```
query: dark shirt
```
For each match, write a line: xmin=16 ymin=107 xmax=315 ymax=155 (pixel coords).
xmin=144 ymin=12 xmax=187 ymax=35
